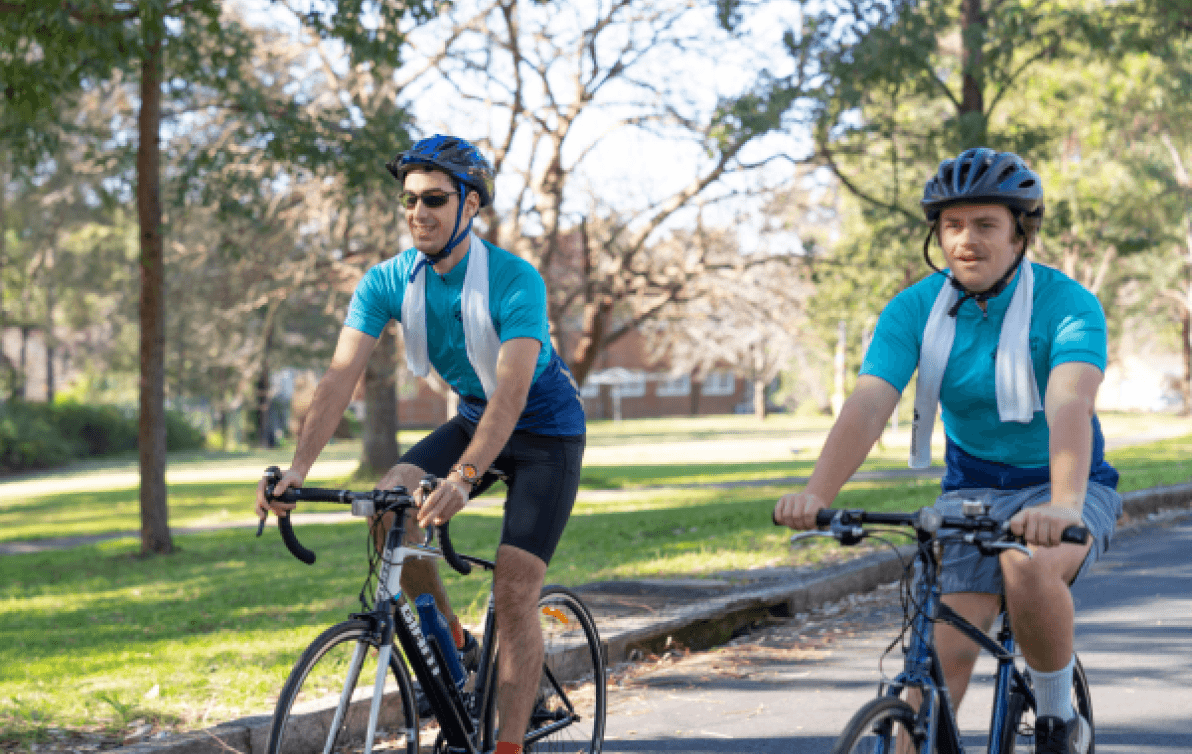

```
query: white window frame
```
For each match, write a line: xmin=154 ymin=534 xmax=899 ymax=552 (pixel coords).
xmin=655 ymin=374 xmax=691 ymax=397
xmin=616 ymin=371 xmax=647 ymax=398
xmin=580 ymin=380 xmax=601 ymax=399
xmin=700 ymin=371 xmax=736 ymax=396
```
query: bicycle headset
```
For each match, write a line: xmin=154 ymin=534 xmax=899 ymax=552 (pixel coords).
xmin=920 ymin=147 xmax=1045 ymax=316
xmin=386 ymin=134 xmax=497 ymax=267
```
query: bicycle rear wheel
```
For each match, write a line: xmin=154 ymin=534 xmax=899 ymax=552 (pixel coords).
xmin=832 ymin=696 xmax=924 ymax=754
xmin=484 ymin=586 xmax=607 ymax=753
xmin=1000 ymin=654 xmax=1094 ymax=754
xmin=267 ymin=619 xmax=419 ymax=754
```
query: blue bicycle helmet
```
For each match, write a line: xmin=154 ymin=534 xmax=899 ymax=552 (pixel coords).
xmin=386 ymin=134 xmax=495 ymax=207
xmin=920 ymin=148 xmax=1045 ymax=315
xmin=921 ymin=148 xmax=1043 ymax=221
xmin=386 ymin=135 xmax=495 ymax=264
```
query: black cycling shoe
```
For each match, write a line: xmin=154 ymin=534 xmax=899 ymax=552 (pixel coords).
xmin=459 ymin=628 xmax=480 ymax=674
xmin=1035 ymin=714 xmax=1091 ymax=754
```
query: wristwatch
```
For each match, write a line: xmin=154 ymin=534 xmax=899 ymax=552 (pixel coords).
xmin=451 ymin=463 xmax=481 ymax=487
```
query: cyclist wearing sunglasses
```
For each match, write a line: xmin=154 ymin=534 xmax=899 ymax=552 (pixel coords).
xmin=256 ymin=134 xmax=585 ymax=754
xmin=774 ymin=148 xmax=1121 ymax=754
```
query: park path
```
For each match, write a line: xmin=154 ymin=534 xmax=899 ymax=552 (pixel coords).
xmin=2 ymin=415 xmax=1190 ymax=556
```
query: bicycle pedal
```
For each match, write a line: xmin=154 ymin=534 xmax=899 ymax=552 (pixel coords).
xmin=459 ymin=628 xmax=481 ymax=674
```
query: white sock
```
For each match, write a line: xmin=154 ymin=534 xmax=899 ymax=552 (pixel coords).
xmin=1031 ymin=655 xmax=1076 ymax=721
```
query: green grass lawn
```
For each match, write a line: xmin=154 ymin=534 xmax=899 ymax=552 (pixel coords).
xmin=1 ymin=423 xmax=1191 ymax=746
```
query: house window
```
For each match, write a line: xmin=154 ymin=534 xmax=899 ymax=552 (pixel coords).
xmin=655 ymin=374 xmax=691 ymax=397
xmin=616 ymin=371 xmax=647 ymax=398
xmin=700 ymin=371 xmax=736 ymax=396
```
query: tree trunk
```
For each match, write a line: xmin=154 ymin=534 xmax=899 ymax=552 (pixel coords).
xmin=17 ymin=325 xmax=28 ymax=400
xmin=567 ymin=224 xmax=610 ymax=387
xmin=831 ymin=320 xmax=846 ymax=417
xmin=136 ymin=30 xmax=172 ymax=556
xmin=253 ymin=306 xmax=278 ymax=448
xmin=1182 ymin=302 xmax=1192 ymax=415
xmin=0 ymin=150 xmax=13 ymax=393
xmin=753 ymin=378 xmax=767 ymax=421
xmin=959 ymin=0 xmax=985 ymax=115
xmin=44 ymin=265 xmax=55 ymax=403
xmin=362 ymin=323 xmax=401 ymax=475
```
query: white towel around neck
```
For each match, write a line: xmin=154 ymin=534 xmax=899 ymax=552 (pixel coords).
xmin=400 ymin=233 xmax=502 ymax=399
xmin=909 ymin=260 xmax=1043 ymax=468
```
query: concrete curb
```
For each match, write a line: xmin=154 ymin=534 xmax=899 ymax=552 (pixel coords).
xmin=110 ymin=482 xmax=1192 ymax=753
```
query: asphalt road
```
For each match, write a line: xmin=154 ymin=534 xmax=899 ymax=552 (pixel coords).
xmin=599 ymin=512 xmax=1192 ymax=753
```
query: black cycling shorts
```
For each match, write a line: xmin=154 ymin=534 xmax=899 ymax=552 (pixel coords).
xmin=398 ymin=414 xmax=585 ymax=565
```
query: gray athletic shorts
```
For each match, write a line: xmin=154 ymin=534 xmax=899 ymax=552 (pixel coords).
xmin=931 ymin=482 xmax=1122 ymax=595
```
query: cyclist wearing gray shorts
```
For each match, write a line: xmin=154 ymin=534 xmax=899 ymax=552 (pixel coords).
xmin=256 ymin=135 xmax=585 ymax=754
xmin=774 ymin=148 xmax=1119 ymax=754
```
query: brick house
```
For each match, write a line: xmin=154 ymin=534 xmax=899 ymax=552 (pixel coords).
xmin=384 ymin=326 xmax=748 ymax=427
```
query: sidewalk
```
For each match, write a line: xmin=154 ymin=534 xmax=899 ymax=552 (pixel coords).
xmin=107 ymin=480 xmax=1192 ymax=754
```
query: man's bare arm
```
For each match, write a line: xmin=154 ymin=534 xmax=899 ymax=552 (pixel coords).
xmin=1009 ymin=360 xmax=1102 ymax=546
xmin=255 ymin=326 xmax=377 ymax=518
xmin=289 ymin=327 xmax=379 ymax=477
xmin=417 ymin=337 xmax=541 ymax=527
xmin=775 ymin=375 xmax=901 ymax=529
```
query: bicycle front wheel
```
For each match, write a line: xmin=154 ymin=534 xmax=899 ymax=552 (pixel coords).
xmin=266 ymin=619 xmax=419 ymax=754
xmin=831 ymin=696 xmax=924 ymax=754
xmin=1001 ymin=654 xmax=1094 ymax=754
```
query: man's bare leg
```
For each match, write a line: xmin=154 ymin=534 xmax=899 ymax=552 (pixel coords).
xmin=897 ymin=592 xmax=1000 ymax=754
xmin=374 ymin=462 xmax=459 ymax=625
xmin=493 ymin=543 xmax=548 ymax=745
xmin=999 ymin=542 xmax=1090 ymax=672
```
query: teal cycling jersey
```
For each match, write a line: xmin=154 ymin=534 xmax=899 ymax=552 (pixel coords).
xmin=861 ymin=262 xmax=1107 ymax=469
xmin=344 ymin=240 xmax=586 ymax=435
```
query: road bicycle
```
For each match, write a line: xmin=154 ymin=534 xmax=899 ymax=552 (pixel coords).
xmin=794 ymin=504 xmax=1093 ymax=754
xmin=258 ymin=466 xmax=607 ymax=754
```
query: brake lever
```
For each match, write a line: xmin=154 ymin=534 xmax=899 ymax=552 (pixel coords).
xmin=789 ymin=530 xmax=836 ymax=545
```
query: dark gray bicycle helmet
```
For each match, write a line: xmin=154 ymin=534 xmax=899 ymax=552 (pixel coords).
xmin=920 ymin=148 xmax=1045 ymax=316
xmin=921 ymin=147 xmax=1043 ymax=221
xmin=385 ymin=135 xmax=495 ymax=264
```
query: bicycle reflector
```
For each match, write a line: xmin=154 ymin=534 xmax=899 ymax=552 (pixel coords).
xmin=542 ymin=606 xmax=570 ymax=625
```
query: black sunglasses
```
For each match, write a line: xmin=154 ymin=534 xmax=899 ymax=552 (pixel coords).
xmin=399 ymin=190 xmax=459 ymax=209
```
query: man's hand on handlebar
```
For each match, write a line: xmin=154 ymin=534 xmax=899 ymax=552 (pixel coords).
xmin=416 ymin=475 xmax=469 ymax=529
xmin=1009 ymin=503 xmax=1086 ymax=549
xmin=774 ymin=491 xmax=831 ymax=531
xmin=256 ymin=468 xmax=304 ymax=521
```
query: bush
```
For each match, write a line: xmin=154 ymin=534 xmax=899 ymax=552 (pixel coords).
xmin=0 ymin=401 xmax=206 ymax=473
xmin=0 ymin=403 xmax=75 ymax=471
xmin=165 ymin=410 xmax=205 ymax=452
xmin=49 ymin=402 xmax=138 ymax=456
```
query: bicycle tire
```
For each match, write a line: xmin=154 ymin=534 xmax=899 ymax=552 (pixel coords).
xmin=832 ymin=696 xmax=927 ymax=754
xmin=1000 ymin=654 xmax=1094 ymax=754
xmin=483 ymin=585 xmax=607 ymax=753
xmin=266 ymin=619 xmax=419 ymax=754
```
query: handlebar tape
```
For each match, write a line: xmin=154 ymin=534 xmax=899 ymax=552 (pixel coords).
xmin=263 ymin=470 xmax=317 ymax=566
xmin=278 ymin=514 xmax=316 ymax=565
xmin=437 ymin=522 xmax=472 ymax=576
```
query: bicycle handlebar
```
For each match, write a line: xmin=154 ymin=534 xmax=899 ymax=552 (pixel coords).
xmin=811 ymin=507 xmax=1088 ymax=545
xmin=260 ymin=466 xmax=472 ymax=573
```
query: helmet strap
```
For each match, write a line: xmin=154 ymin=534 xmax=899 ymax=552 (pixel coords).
xmin=424 ymin=180 xmax=473 ymax=265
xmin=923 ymin=220 xmax=1027 ymax=317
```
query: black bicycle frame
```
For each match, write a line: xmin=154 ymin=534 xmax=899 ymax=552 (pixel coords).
xmin=880 ymin=546 xmax=1034 ymax=754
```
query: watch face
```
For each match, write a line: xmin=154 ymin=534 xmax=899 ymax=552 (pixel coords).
xmin=457 ymin=463 xmax=479 ymax=483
